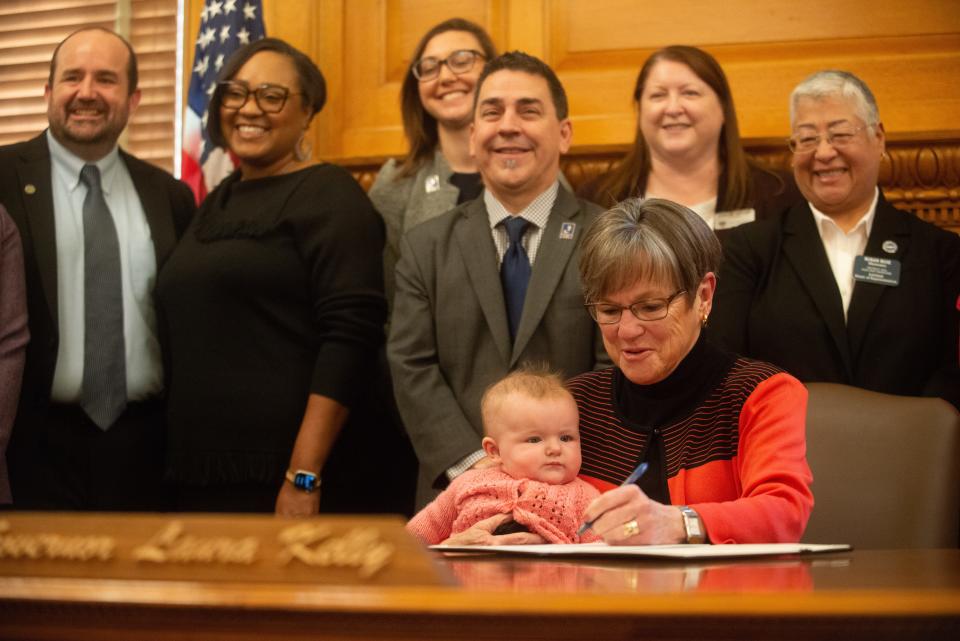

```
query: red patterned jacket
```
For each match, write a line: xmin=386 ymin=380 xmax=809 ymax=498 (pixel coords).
xmin=569 ymin=361 xmax=813 ymax=543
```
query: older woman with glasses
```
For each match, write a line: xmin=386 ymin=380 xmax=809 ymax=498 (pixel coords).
xmin=368 ymin=18 xmax=496 ymax=304
xmin=568 ymin=198 xmax=813 ymax=545
xmin=445 ymin=198 xmax=813 ymax=546
xmin=157 ymin=38 xmax=414 ymax=515
xmin=711 ymin=70 xmax=960 ymax=409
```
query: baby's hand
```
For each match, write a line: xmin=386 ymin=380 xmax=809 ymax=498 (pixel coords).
xmin=441 ymin=514 xmax=545 ymax=546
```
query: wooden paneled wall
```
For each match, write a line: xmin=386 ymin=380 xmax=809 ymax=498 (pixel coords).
xmin=183 ymin=0 xmax=960 ymax=231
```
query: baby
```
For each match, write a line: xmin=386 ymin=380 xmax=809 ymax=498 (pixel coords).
xmin=407 ymin=367 xmax=600 ymax=545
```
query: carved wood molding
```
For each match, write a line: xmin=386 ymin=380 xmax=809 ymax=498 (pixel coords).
xmin=340 ymin=138 xmax=960 ymax=233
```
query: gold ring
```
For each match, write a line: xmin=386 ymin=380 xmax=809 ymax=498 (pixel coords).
xmin=622 ymin=519 xmax=640 ymax=538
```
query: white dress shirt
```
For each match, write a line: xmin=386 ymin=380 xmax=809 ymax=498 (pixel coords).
xmin=809 ymin=188 xmax=879 ymax=321
xmin=484 ymin=181 xmax=559 ymax=266
xmin=47 ymin=131 xmax=163 ymax=403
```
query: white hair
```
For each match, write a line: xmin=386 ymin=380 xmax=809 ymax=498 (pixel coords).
xmin=789 ymin=70 xmax=880 ymax=134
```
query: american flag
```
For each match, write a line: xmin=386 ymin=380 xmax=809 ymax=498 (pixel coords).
xmin=181 ymin=0 xmax=266 ymax=203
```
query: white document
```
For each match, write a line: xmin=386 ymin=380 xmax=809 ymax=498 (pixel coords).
xmin=432 ymin=542 xmax=851 ymax=559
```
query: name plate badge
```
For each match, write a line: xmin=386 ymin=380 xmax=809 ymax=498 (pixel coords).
xmin=853 ymin=255 xmax=901 ymax=287
xmin=714 ymin=208 xmax=756 ymax=230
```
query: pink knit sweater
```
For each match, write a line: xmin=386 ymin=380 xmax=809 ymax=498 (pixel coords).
xmin=407 ymin=467 xmax=602 ymax=545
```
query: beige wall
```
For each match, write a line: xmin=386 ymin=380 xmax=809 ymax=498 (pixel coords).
xmin=185 ymin=0 xmax=960 ymax=161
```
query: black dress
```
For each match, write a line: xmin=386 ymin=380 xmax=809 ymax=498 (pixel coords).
xmin=157 ymin=164 xmax=416 ymax=514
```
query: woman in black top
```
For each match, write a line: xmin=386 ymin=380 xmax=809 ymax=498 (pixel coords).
xmin=158 ymin=38 xmax=415 ymax=515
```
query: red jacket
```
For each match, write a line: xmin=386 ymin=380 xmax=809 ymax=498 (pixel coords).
xmin=569 ymin=362 xmax=813 ymax=543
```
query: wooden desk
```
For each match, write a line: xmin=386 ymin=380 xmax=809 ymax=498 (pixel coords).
xmin=2 ymin=548 xmax=958 ymax=640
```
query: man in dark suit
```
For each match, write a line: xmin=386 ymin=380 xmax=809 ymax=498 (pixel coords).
xmin=0 ymin=27 xmax=195 ymax=509
xmin=712 ymin=70 xmax=960 ymax=409
xmin=388 ymin=51 xmax=608 ymax=508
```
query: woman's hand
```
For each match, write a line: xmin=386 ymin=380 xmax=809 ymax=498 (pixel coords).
xmin=275 ymin=482 xmax=320 ymax=517
xmin=581 ymin=485 xmax=687 ymax=545
xmin=440 ymin=513 xmax=546 ymax=546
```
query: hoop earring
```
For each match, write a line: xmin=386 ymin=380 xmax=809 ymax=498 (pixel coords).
xmin=294 ymin=132 xmax=312 ymax=162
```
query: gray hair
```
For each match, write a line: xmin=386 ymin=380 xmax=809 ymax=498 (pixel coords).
xmin=579 ymin=198 xmax=721 ymax=303
xmin=790 ymin=70 xmax=880 ymax=132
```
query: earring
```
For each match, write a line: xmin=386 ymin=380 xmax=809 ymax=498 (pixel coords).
xmin=701 ymin=313 xmax=709 ymax=328
xmin=294 ymin=132 xmax=312 ymax=162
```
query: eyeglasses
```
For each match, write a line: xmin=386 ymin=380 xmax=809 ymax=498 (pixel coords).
xmin=787 ymin=123 xmax=873 ymax=154
xmin=411 ymin=49 xmax=485 ymax=81
xmin=218 ymin=81 xmax=302 ymax=113
xmin=585 ymin=289 xmax=688 ymax=324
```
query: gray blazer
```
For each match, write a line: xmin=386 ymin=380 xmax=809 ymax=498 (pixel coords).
xmin=387 ymin=186 xmax=609 ymax=507
xmin=369 ymin=150 xmax=575 ymax=307
xmin=369 ymin=150 xmax=460 ymax=306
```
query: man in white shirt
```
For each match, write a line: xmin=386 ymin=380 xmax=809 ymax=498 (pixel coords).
xmin=388 ymin=51 xmax=608 ymax=508
xmin=712 ymin=70 xmax=960 ymax=409
xmin=0 ymin=28 xmax=195 ymax=509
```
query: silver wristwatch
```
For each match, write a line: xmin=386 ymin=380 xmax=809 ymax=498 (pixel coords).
xmin=679 ymin=505 xmax=705 ymax=544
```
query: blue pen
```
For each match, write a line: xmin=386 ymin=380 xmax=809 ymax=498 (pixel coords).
xmin=576 ymin=461 xmax=649 ymax=537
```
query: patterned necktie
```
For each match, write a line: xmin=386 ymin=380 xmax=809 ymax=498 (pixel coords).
xmin=500 ymin=216 xmax=532 ymax=340
xmin=79 ymin=164 xmax=127 ymax=430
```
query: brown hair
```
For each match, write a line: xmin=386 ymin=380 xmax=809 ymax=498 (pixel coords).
xmin=49 ymin=27 xmax=138 ymax=95
xmin=480 ymin=365 xmax=575 ymax=436
xmin=581 ymin=45 xmax=753 ymax=210
xmin=396 ymin=18 xmax=497 ymax=179
xmin=474 ymin=50 xmax=569 ymax=120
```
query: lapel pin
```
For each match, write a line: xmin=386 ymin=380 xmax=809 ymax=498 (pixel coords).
xmin=881 ymin=240 xmax=898 ymax=254
xmin=425 ymin=174 xmax=440 ymax=193
xmin=559 ymin=222 xmax=576 ymax=240
xmin=24 ymin=184 xmax=36 ymax=195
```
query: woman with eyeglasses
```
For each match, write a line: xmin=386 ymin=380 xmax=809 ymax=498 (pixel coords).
xmin=157 ymin=38 xmax=416 ymax=515
xmin=368 ymin=18 xmax=497 ymax=304
xmin=446 ymin=197 xmax=813 ymax=545
xmin=578 ymin=46 xmax=799 ymax=237
xmin=569 ymin=197 xmax=813 ymax=545
xmin=712 ymin=70 xmax=960 ymax=408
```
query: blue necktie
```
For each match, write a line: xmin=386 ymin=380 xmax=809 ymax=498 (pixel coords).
xmin=500 ymin=216 xmax=531 ymax=340
xmin=80 ymin=164 xmax=127 ymax=430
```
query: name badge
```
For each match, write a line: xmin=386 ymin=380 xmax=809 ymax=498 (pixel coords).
xmin=714 ymin=208 xmax=756 ymax=230
xmin=853 ymin=255 xmax=901 ymax=287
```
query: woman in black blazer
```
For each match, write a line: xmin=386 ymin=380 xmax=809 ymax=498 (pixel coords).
xmin=711 ymin=70 xmax=960 ymax=408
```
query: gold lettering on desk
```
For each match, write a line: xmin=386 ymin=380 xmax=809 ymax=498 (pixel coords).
xmin=133 ymin=521 xmax=258 ymax=564
xmin=277 ymin=523 xmax=394 ymax=578
xmin=0 ymin=520 xmax=114 ymax=561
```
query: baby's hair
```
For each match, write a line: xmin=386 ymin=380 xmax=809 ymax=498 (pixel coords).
xmin=480 ymin=365 xmax=574 ymax=435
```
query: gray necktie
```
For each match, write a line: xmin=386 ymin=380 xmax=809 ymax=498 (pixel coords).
xmin=79 ymin=164 xmax=127 ymax=430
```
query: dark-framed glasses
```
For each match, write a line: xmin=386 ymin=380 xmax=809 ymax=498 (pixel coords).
xmin=787 ymin=123 xmax=873 ymax=154
xmin=411 ymin=49 xmax=485 ymax=81
xmin=218 ymin=81 xmax=302 ymax=113
xmin=585 ymin=289 xmax=688 ymax=324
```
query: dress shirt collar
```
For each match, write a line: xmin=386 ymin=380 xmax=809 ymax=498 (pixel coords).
xmin=809 ymin=187 xmax=879 ymax=241
xmin=47 ymin=129 xmax=122 ymax=196
xmin=485 ymin=181 xmax=559 ymax=231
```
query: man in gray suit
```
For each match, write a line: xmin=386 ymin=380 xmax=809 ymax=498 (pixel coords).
xmin=388 ymin=51 xmax=607 ymax=508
